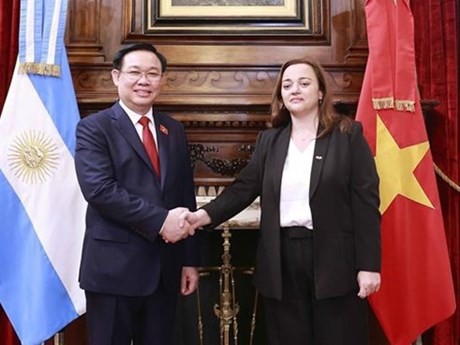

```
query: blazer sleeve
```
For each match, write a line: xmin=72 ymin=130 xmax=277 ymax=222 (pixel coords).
xmin=350 ymin=121 xmax=381 ymax=272
xmin=202 ymin=131 xmax=268 ymax=228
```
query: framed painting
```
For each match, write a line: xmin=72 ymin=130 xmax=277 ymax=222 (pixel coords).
xmin=159 ymin=0 xmax=298 ymax=19
xmin=143 ymin=0 xmax=326 ymax=39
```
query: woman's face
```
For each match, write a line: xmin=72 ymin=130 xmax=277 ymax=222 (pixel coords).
xmin=280 ymin=63 xmax=323 ymax=118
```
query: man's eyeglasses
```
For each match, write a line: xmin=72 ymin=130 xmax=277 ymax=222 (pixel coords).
xmin=120 ymin=70 xmax=162 ymax=82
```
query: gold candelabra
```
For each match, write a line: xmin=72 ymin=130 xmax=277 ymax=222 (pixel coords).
xmin=196 ymin=223 xmax=258 ymax=345
xmin=214 ymin=224 xmax=240 ymax=345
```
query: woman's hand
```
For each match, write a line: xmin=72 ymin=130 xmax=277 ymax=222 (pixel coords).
xmin=178 ymin=209 xmax=211 ymax=231
xmin=357 ymin=271 xmax=381 ymax=299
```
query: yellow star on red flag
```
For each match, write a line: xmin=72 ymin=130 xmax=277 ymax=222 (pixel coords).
xmin=375 ymin=115 xmax=433 ymax=214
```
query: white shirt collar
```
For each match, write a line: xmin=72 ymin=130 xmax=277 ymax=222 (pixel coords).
xmin=118 ymin=100 xmax=154 ymax=126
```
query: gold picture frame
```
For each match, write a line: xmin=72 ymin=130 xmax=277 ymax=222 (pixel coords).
xmin=144 ymin=0 xmax=326 ymax=39
xmin=160 ymin=0 xmax=298 ymax=19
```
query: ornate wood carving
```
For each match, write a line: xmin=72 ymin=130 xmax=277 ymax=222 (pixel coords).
xmin=71 ymin=64 xmax=365 ymax=111
xmin=189 ymin=143 xmax=255 ymax=177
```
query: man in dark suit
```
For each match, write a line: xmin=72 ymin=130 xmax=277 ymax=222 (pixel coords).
xmin=75 ymin=43 xmax=199 ymax=345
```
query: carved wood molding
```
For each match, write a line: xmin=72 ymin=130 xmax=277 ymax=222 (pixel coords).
xmin=71 ymin=63 xmax=366 ymax=106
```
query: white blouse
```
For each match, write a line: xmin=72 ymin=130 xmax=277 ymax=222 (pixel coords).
xmin=279 ymin=138 xmax=316 ymax=229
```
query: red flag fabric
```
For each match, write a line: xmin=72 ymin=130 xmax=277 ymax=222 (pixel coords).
xmin=0 ymin=306 xmax=19 ymax=345
xmin=356 ymin=1 xmax=456 ymax=344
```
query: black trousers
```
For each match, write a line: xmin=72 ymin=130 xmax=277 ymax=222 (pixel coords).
xmin=85 ymin=283 xmax=177 ymax=345
xmin=263 ymin=226 xmax=369 ymax=345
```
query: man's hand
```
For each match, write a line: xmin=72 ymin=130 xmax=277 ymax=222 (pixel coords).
xmin=181 ymin=267 xmax=199 ymax=295
xmin=160 ymin=207 xmax=195 ymax=243
xmin=357 ymin=271 xmax=381 ymax=299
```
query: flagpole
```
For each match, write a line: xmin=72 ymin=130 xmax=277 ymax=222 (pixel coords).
xmin=53 ymin=332 xmax=64 ymax=345
xmin=414 ymin=335 xmax=423 ymax=345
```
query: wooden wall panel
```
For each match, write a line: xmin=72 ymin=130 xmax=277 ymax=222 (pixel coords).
xmin=66 ymin=0 xmax=105 ymax=62
xmin=68 ymin=0 xmax=369 ymax=122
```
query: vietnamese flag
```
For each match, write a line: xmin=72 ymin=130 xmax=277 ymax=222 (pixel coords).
xmin=356 ymin=1 xmax=456 ymax=344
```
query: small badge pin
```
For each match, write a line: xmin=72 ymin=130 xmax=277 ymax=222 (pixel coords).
xmin=315 ymin=155 xmax=323 ymax=160
xmin=160 ymin=124 xmax=168 ymax=135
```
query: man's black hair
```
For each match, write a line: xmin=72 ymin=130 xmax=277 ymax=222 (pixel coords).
xmin=112 ymin=43 xmax=167 ymax=72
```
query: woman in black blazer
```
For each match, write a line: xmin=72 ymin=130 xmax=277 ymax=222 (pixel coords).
xmin=182 ymin=57 xmax=381 ymax=345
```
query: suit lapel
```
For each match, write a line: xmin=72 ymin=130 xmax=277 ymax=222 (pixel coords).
xmin=310 ymin=129 xmax=331 ymax=199
xmin=111 ymin=103 xmax=156 ymax=176
xmin=154 ymin=113 xmax=169 ymax=189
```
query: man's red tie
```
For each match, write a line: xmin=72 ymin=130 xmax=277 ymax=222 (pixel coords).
xmin=138 ymin=116 xmax=160 ymax=177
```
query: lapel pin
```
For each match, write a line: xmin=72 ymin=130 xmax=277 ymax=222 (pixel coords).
xmin=315 ymin=155 xmax=323 ymax=160
xmin=160 ymin=124 xmax=168 ymax=135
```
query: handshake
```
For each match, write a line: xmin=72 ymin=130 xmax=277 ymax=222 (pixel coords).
xmin=160 ymin=207 xmax=211 ymax=243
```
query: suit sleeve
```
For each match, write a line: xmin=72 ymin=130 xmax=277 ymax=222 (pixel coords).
xmin=202 ymin=131 xmax=266 ymax=228
xmin=350 ymin=121 xmax=381 ymax=272
xmin=75 ymin=116 xmax=168 ymax=239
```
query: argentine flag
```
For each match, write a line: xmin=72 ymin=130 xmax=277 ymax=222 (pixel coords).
xmin=0 ymin=0 xmax=86 ymax=344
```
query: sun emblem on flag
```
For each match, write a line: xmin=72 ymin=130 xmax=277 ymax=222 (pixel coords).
xmin=8 ymin=131 xmax=59 ymax=184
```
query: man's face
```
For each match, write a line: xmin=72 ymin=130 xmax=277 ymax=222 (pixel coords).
xmin=111 ymin=50 xmax=164 ymax=115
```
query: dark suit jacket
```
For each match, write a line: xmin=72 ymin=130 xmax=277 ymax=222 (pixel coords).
xmin=75 ymin=102 xmax=199 ymax=297
xmin=202 ymin=121 xmax=380 ymax=300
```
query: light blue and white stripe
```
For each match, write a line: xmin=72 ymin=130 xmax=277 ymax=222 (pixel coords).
xmin=0 ymin=0 xmax=86 ymax=344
